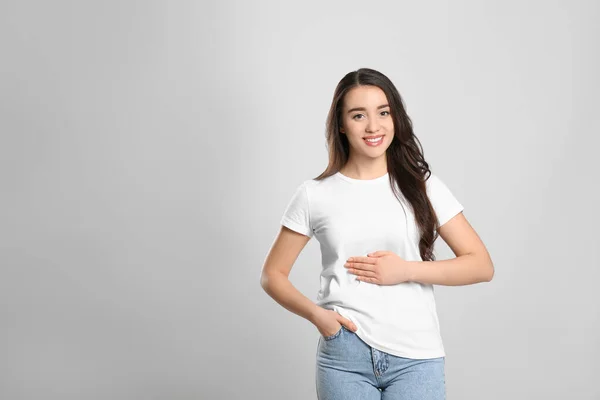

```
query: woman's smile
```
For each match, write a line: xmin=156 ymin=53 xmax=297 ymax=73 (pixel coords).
xmin=363 ymin=135 xmax=385 ymax=147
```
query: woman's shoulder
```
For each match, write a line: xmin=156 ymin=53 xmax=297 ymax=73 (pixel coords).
xmin=303 ymin=173 xmax=338 ymax=187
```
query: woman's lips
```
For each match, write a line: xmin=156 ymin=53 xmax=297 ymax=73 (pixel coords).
xmin=363 ymin=135 xmax=384 ymax=147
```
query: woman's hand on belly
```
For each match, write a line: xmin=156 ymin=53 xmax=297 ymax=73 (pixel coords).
xmin=344 ymin=250 xmax=414 ymax=285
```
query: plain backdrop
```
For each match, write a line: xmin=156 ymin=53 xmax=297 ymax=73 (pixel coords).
xmin=1 ymin=1 xmax=598 ymax=399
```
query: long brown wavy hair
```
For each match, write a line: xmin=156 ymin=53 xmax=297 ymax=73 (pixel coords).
xmin=313 ymin=67 xmax=440 ymax=262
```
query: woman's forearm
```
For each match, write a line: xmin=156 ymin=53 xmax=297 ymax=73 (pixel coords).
xmin=408 ymin=253 xmax=494 ymax=286
xmin=260 ymin=272 xmax=320 ymax=323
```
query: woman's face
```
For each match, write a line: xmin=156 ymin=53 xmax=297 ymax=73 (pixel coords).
xmin=339 ymin=85 xmax=394 ymax=158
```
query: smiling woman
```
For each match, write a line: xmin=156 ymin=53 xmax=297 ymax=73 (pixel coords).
xmin=260 ymin=67 xmax=493 ymax=399
xmin=339 ymin=85 xmax=395 ymax=159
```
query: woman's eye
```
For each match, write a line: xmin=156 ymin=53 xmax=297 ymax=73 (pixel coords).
xmin=353 ymin=111 xmax=389 ymax=120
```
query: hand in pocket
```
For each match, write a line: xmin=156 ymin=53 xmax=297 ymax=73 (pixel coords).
xmin=311 ymin=307 xmax=357 ymax=337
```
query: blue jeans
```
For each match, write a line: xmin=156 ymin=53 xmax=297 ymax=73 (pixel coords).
xmin=316 ymin=325 xmax=446 ymax=400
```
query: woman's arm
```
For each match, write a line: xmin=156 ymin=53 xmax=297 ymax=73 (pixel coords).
xmin=260 ymin=226 xmax=320 ymax=323
xmin=409 ymin=212 xmax=494 ymax=286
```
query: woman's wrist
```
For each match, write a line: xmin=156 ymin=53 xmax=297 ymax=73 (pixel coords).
xmin=407 ymin=261 xmax=421 ymax=283
xmin=308 ymin=304 xmax=324 ymax=324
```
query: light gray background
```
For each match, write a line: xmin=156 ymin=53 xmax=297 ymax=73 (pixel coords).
xmin=1 ymin=1 xmax=598 ymax=399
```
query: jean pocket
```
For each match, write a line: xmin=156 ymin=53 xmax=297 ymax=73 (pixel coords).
xmin=323 ymin=325 xmax=344 ymax=341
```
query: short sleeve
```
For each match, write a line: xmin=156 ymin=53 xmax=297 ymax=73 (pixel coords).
xmin=280 ymin=182 xmax=313 ymax=237
xmin=426 ymin=173 xmax=464 ymax=227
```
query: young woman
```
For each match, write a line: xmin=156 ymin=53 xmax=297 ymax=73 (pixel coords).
xmin=260 ymin=68 xmax=494 ymax=400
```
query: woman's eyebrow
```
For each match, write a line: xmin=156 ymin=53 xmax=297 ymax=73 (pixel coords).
xmin=347 ymin=104 xmax=390 ymax=113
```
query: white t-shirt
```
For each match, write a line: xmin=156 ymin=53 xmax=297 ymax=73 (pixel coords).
xmin=280 ymin=170 xmax=464 ymax=359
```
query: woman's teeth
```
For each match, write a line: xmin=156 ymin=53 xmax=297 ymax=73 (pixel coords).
xmin=363 ymin=136 xmax=384 ymax=146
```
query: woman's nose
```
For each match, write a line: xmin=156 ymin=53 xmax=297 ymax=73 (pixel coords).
xmin=366 ymin=119 xmax=380 ymax=133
